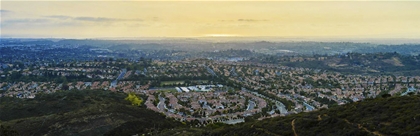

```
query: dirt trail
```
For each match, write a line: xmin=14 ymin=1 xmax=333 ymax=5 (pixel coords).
xmin=292 ymin=119 xmax=298 ymax=136
xmin=344 ymin=119 xmax=383 ymax=136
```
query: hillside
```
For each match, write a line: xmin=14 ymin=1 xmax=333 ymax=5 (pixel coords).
xmin=0 ymin=90 xmax=183 ymax=136
xmin=1 ymin=91 xmax=419 ymax=136
xmin=158 ymin=95 xmax=420 ymax=136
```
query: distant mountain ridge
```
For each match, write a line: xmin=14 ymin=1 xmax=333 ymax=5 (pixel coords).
xmin=2 ymin=38 xmax=420 ymax=55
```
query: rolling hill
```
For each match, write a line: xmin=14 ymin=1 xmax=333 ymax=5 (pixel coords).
xmin=1 ymin=90 xmax=419 ymax=136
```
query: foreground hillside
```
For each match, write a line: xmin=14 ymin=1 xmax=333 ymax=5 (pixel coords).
xmin=0 ymin=90 xmax=182 ymax=136
xmin=1 ymin=91 xmax=419 ymax=136
xmin=158 ymin=95 xmax=420 ymax=136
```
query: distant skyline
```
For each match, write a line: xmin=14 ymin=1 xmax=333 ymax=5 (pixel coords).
xmin=1 ymin=1 xmax=420 ymax=39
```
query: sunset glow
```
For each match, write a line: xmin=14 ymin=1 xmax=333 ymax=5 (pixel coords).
xmin=1 ymin=1 xmax=420 ymax=39
xmin=204 ymin=34 xmax=239 ymax=37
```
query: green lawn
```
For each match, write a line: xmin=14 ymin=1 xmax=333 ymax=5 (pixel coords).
xmin=155 ymin=89 xmax=178 ymax=93
xmin=160 ymin=80 xmax=209 ymax=86
xmin=160 ymin=81 xmax=185 ymax=86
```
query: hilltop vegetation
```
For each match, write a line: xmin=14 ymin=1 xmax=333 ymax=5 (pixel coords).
xmin=157 ymin=95 xmax=420 ymax=136
xmin=1 ymin=90 xmax=419 ymax=136
xmin=0 ymin=90 xmax=183 ymax=136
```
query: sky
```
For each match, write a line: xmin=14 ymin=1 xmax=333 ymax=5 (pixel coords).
xmin=1 ymin=1 xmax=420 ymax=39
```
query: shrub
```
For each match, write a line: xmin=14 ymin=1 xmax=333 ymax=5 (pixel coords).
xmin=125 ymin=93 xmax=143 ymax=106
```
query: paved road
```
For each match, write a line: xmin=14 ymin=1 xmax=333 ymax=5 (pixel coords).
xmin=242 ymin=88 xmax=289 ymax=113
xmin=303 ymin=102 xmax=315 ymax=111
xmin=203 ymin=65 xmax=217 ymax=77
xmin=247 ymin=100 xmax=256 ymax=111
xmin=157 ymin=95 xmax=166 ymax=110
xmin=276 ymin=102 xmax=288 ymax=114
xmin=117 ymin=69 xmax=127 ymax=80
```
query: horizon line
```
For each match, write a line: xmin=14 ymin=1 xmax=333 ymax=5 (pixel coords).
xmin=2 ymin=36 xmax=420 ymax=39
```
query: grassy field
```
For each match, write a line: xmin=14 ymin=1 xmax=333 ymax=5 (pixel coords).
xmin=155 ymin=89 xmax=178 ymax=93
xmin=154 ymin=61 xmax=167 ymax=66
xmin=160 ymin=81 xmax=185 ymax=86
xmin=196 ymin=80 xmax=209 ymax=83
xmin=160 ymin=80 xmax=209 ymax=86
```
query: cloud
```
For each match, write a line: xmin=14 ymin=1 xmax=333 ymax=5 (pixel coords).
xmin=45 ymin=15 xmax=72 ymax=20
xmin=74 ymin=17 xmax=119 ymax=22
xmin=219 ymin=19 xmax=268 ymax=22
xmin=237 ymin=19 xmax=268 ymax=22
xmin=0 ymin=10 xmax=10 ymax=13
xmin=2 ymin=19 xmax=50 ymax=24
xmin=46 ymin=15 xmax=143 ymax=22
xmin=219 ymin=20 xmax=233 ymax=22
xmin=2 ymin=15 xmax=144 ymax=29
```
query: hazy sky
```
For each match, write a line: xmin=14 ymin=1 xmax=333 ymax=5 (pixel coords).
xmin=1 ymin=1 xmax=420 ymax=39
